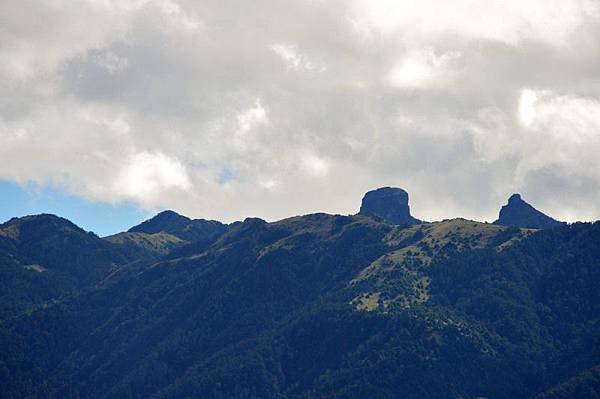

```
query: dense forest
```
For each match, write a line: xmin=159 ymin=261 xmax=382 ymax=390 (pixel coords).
xmin=0 ymin=204 xmax=598 ymax=398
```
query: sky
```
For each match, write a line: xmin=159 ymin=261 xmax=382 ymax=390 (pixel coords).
xmin=2 ymin=0 xmax=600 ymax=234
xmin=0 ymin=179 xmax=150 ymax=236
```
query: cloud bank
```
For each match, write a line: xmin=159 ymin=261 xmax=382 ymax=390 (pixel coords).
xmin=1 ymin=0 xmax=600 ymax=223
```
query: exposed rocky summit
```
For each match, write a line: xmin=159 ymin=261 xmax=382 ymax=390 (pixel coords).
xmin=494 ymin=193 xmax=565 ymax=229
xmin=359 ymin=187 xmax=421 ymax=225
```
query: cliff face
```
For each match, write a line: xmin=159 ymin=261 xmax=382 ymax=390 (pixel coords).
xmin=494 ymin=194 xmax=565 ymax=229
xmin=359 ymin=187 xmax=421 ymax=225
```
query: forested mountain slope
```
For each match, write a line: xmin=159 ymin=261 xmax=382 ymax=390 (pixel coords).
xmin=0 ymin=210 xmax=597 ymax=398
xmin=0 ymin=214 xmax=127 ymax=320
xmin=104 ymin=210 xmax=228 ymax=262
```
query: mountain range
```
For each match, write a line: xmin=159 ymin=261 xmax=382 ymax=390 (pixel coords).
xmin=0 ymin=188 xmax=598 ymax=398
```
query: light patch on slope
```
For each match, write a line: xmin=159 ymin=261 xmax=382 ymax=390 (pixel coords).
xmin=351 ymin=220 xmax=528 ymax=312
xmin=24 ymin=264 xmax=46 ymax=273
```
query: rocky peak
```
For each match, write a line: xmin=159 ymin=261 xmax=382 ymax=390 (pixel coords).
xmin=359 ymin=187 xmax=420 ymax=226
xmin=494 ymin=193 xmax=565 ymax=229
xmin=508 ymin=193 xmax=523 ymax=204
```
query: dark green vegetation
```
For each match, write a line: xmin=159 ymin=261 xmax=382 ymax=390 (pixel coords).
xmin=0 ymin=202 xmax=598 ymax=398
xmin=0 ymin=214 xmax=127 ymax=320
xmin=104 ymin=210 xmax=228 ymax=262
xmin=127 ymin=210 xmax=227 ymax=241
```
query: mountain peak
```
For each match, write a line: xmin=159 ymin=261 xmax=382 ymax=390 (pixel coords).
xmin=359 ymin=187 xmax=420 ymax=225
xmin=508 ymin=193 xmax=522 ymax=203
xmin=128 ymin=210 xmax=227 ymax=241
xmin=128 ymin=210 xmax=190 ymax=234
xmin=0 ymin=213 xmax=119 ymax=283
xmin=1 ymin=213 xmax=92 ymax=241
xmin=494 ymin=194 xmax=565 ymax=229
xmin=156 ymin=209 xmax=186 ymax=218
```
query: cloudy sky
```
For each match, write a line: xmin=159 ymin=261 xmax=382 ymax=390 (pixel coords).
xmin=2 ymin=0 xmax=600 ymax=233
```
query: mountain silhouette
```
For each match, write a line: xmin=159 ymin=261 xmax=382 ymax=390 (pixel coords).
xmin=494 ymin=193 xmax=565 ymax=229
xmin=0 ymin=189 xmax=597 ymax=398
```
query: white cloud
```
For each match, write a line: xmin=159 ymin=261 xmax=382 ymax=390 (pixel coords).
xmin=469 ymin=90 xmax=600 ymax=220
xmin=237 ymin=100 xmax=268 ymax=135
xmin=527 ymin=91 xmax=600 ymax=144
xmin=518 ymin=89 xmax=538 ymax=127
xmin=584 ymin=0 xmax=600 ymax=17
xmin=93 ymin=51 xmax=129 ymax=73
xmin=156 ymin=0 xmax=203 ymax=32
xmin=0 ymin=0 xmax=136 ymax=80
xmin=1 ymin=0 xmax=600 ymax=225
xmin=300 ymin=154 xmax=330 ymax=177
xmin=270 ymin=43 xmax=325 ymax=72
xmin=350 ymin=0 xmax=595 ymax=46
xmin=387 ymin=48 xmax=462 ymax=89
xmin=260 ymin=178 xmax=277 ymax=190
xmin=113 ymin=152 xmax=191 ymax=205
xmin=233 ymin=100 xmax=269 ymax=151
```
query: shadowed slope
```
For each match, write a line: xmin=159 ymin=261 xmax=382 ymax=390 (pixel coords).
xmin=494 ymin=194 xmax=565 ymax=229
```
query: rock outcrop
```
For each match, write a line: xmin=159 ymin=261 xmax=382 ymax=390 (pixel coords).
xmin=493 ymin=194 xmax=565 ymax=229
xmin=359 ymin=187 xmax=421 ymax=225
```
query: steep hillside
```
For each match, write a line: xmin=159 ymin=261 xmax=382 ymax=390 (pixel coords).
xmin=103 ymin=231 xmax=186 ymax=262
xmin=1 ymin=211 xmax=596 ymax=398
xmin=0 ymin=214 xmax=127 ymax=319
xmin=105 ymin=210 xmax=230 ymax=262
xmin=535 ymin=366 xmax=600 ymax=399
xmin=128 ymin=210 xmax=227 ymax=241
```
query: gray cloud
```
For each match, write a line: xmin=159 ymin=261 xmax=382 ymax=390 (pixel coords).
xmin=1 ymin=0 xmax=600 ymax=223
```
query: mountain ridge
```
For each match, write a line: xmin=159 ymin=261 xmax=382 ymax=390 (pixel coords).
xmin=128 ymin=209 xmax=227 ymax=241
xmin=0 ymin=187 xmax=597 ymax=398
